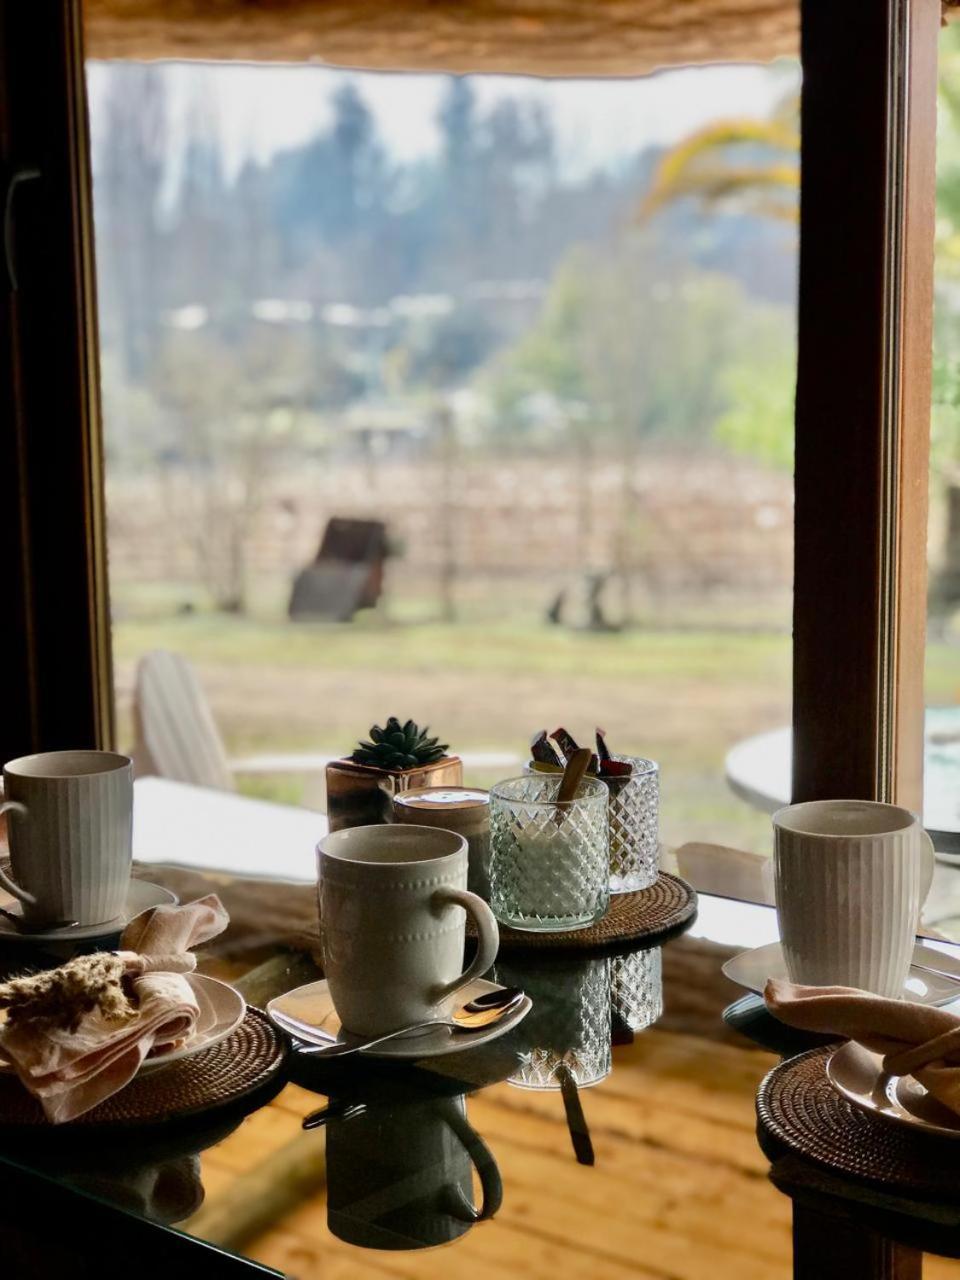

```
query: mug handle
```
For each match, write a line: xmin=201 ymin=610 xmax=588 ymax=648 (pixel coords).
xmin=920 ymin=829 xmax=935 ymax=918
xmin=0 ymin=801 xmax=36 ymax=906
xmin=430 ymin=886 xmax=499 ymax=1004
xmin=441 ymin=1102 xmax=503 ymax=1222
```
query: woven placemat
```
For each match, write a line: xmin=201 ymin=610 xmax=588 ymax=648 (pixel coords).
xmin=469 ymin=872 xmax=696 ymax=951
xmin=0 ymin=1007 xmax=288 ymax=1129
xmin=757 ymin=1045 xmax=960 ymax=1201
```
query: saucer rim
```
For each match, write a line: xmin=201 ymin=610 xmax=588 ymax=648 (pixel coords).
xmin=267 ymin=976 xmax=532 ymax=1060
xmin=0 ymin=880 xmax=178 ymax=942
xmin=721 ymin=938 xmax=960 ymax=1007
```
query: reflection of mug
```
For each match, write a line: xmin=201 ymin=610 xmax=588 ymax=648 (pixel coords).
xmin=326 ymin=1094 xmax=502 ymax=1250
xmin=0 ymin=751 xmax=133 ymax=926
xmin=318 ymin=825 xmax=499 ymax=1037
xmin=774 ymin=799 xmax=935 ymax=997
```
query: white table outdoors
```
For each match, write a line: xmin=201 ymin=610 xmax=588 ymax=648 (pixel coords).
xmin=133 ymin=776 xmax=327 ymax=884
xmin=726 ymin=708 xmax=960 ymax=856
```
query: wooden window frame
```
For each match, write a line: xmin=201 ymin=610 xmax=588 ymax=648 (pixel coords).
xmin=0 ymin=0 xmax=112 ymax=762
xmin=0 ymin=0 xmax=943 ymax=816
xmin=792 ymin=0 xmax=938 ymax=811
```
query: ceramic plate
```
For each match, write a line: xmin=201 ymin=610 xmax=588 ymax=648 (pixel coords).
xmin=139 ymin=974 xmax=246 ymax=1073
xmin=267 ymin=977 xmax=531 ymax=1060
xmin=827 ymin=1040 xmax=960 ymax=1139
xmin=721 ymin=940 xmax=960 ymax=1007
xmin=0 ymin=974 xmax=245 ymax=1077
xmin=0 ymin=880 xmax=178 ymax=943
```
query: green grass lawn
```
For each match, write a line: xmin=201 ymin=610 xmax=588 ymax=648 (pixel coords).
xmin=111 ymin=610 xmax=960 ymax=856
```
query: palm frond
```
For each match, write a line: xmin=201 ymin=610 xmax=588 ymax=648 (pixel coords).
xmin=639 ymin=116 xmax=799 ymax=224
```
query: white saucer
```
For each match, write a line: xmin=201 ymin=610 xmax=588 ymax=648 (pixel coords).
xmin=722 ymin=940 xmax=960 ymax=1007
xmin=0 ymin=880 xmax=178 ymax=943
xmin=140 ymin=974 xmax=246 ymax=1074
xmin=827 ymin=1040 xmax=960 ymax=1139
xmin=267 ymin=977 xmax=531 ymax=1060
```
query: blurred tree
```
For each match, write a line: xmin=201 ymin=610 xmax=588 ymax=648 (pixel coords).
xmin=93 ymin=64 xmax=169 ymax=379
xmin=713 ymin=310 xmax=796 ymax=470
xmin=151 ymin=328 xmax=321 ymax=613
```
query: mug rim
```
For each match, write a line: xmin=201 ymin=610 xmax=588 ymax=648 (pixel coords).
xmin=3 ymin=750 xmax=132 ymax=780
xmin=319 ymin=823 xmax=467 ymax=869
xmin=772 ymin=798 xmax=918 ymax=838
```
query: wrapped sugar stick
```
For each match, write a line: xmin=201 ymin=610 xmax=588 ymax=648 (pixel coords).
xmin=551 ymin=727 xmax=580 ymax=761
xmin=531 ymin=731 xmax=563 ymax=768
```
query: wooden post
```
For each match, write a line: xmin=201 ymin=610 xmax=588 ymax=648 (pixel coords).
xmin=792 ymin=0 xmax=938 ymax=810
xmin=793 ymin=1204 xmax=922 ymax=1280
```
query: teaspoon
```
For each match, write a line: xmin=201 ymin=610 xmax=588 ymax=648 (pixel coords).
xmin=284 ymin=986 xmax=525 ymax=1059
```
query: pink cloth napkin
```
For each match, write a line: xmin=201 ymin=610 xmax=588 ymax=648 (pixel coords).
xmin=765 ymin=977 xmax=960 ymax=1115
xmin=0 ymin=895 xmax=228 ymax=1123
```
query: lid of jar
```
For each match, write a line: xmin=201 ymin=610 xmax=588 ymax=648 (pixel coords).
xmin=395 ymin=787 xmax=489 ymax=810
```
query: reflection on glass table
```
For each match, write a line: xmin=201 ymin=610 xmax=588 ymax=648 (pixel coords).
xmin=3 ymin=890 xmax=960 ymax=1279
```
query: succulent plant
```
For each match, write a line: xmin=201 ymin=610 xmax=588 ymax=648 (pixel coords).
xmin=351 ymin=717 xmax=449 ymax=771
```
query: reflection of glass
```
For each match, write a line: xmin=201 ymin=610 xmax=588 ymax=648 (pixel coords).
xmin=495 ymin=954 xmax=612 ymax=1090
xmin=325 ymin=1092 xmax=501 ymax=1250
xmin=610 ymin=946 xmax=663 ymax=1037
xmin=605 ymin=756 xmax=660 ymax=893
xmin=489 ymin=775 xmax=609 ymax=931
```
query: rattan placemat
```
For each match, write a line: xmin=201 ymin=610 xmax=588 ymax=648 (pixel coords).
xmin=0 ymin=1007 xmax=288 ymax=1129
xmin=757 ymin=1045 xmax=960 ymax=1200
xmin=469 ymin=872 xmax=696 ymax=951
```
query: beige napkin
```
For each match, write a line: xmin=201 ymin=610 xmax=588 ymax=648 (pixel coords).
xmin=0 ymin=895 xmax=228 ymax=1124
xmin=765 ymin=978 xmax=960 ymax=1115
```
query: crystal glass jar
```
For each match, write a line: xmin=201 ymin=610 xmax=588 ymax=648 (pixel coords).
xmin=604 ymin=756 xmax=660 ymax=893
xmin=488 ymin=775 xmax=609 ymax=932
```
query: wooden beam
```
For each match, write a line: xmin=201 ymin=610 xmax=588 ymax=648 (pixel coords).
xmin=82 ymin=0 xmax=798 ymax=74
xmin=792 ymin=0 xmax=938 ymax=809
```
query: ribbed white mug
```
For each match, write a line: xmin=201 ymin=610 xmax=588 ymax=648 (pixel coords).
xmin=0 ymin=750 xmax=133 ymax=926
xmin=773 ymin=799 xmax=934 ymax=997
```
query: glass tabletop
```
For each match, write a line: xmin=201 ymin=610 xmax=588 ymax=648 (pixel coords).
xmin=0 ymin=889 xmax=910 ymax=1279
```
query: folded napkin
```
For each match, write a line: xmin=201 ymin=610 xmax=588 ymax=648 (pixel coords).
xmin=765 ymin=978 xmax=960 ymax=1116
xmin=0 ymin=895 xmax=228 ymax=1123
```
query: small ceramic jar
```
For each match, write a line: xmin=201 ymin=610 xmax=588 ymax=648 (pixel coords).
xmin=392 ymin=787 xmax=492 ymax=899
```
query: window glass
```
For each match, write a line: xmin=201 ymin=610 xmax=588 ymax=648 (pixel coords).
xmin=89 ymin=59 xmax=798 ymax=863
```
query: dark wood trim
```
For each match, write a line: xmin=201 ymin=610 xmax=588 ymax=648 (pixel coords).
xmin=792 ymin=0 xmax=938 ymax=809
xmin=0 ymin=0 xmax=113 ymax=761
xmin=793 ymin=1203 xmax=921 ymax=1280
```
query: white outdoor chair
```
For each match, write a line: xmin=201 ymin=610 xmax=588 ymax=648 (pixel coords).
xmin=674 ymin=841 xmax=774 ymax=905
xmin=130 ymin=649 xmax=332 ymax=797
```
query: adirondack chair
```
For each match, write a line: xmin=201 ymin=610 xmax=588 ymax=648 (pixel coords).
xmin=130 ymin=650 xmax=332 ymax=796
xmin=130 ymin=649 xmax=524 ymax=801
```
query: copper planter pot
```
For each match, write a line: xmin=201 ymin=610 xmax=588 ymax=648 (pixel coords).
xmin=325 ymin=756 xmax=464 ymax=831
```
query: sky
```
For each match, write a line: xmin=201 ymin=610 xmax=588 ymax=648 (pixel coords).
xmin=87 ymin=59 xmax=798 ymax=182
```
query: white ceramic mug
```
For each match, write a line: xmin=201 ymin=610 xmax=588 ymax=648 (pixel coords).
xmin=773 ymin=799 xmax=935 ymax=997
xmin=317 ymin=824 xmax=500 ymax=1037
xmin=0 ymin=750 xmax=133 ymax=926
